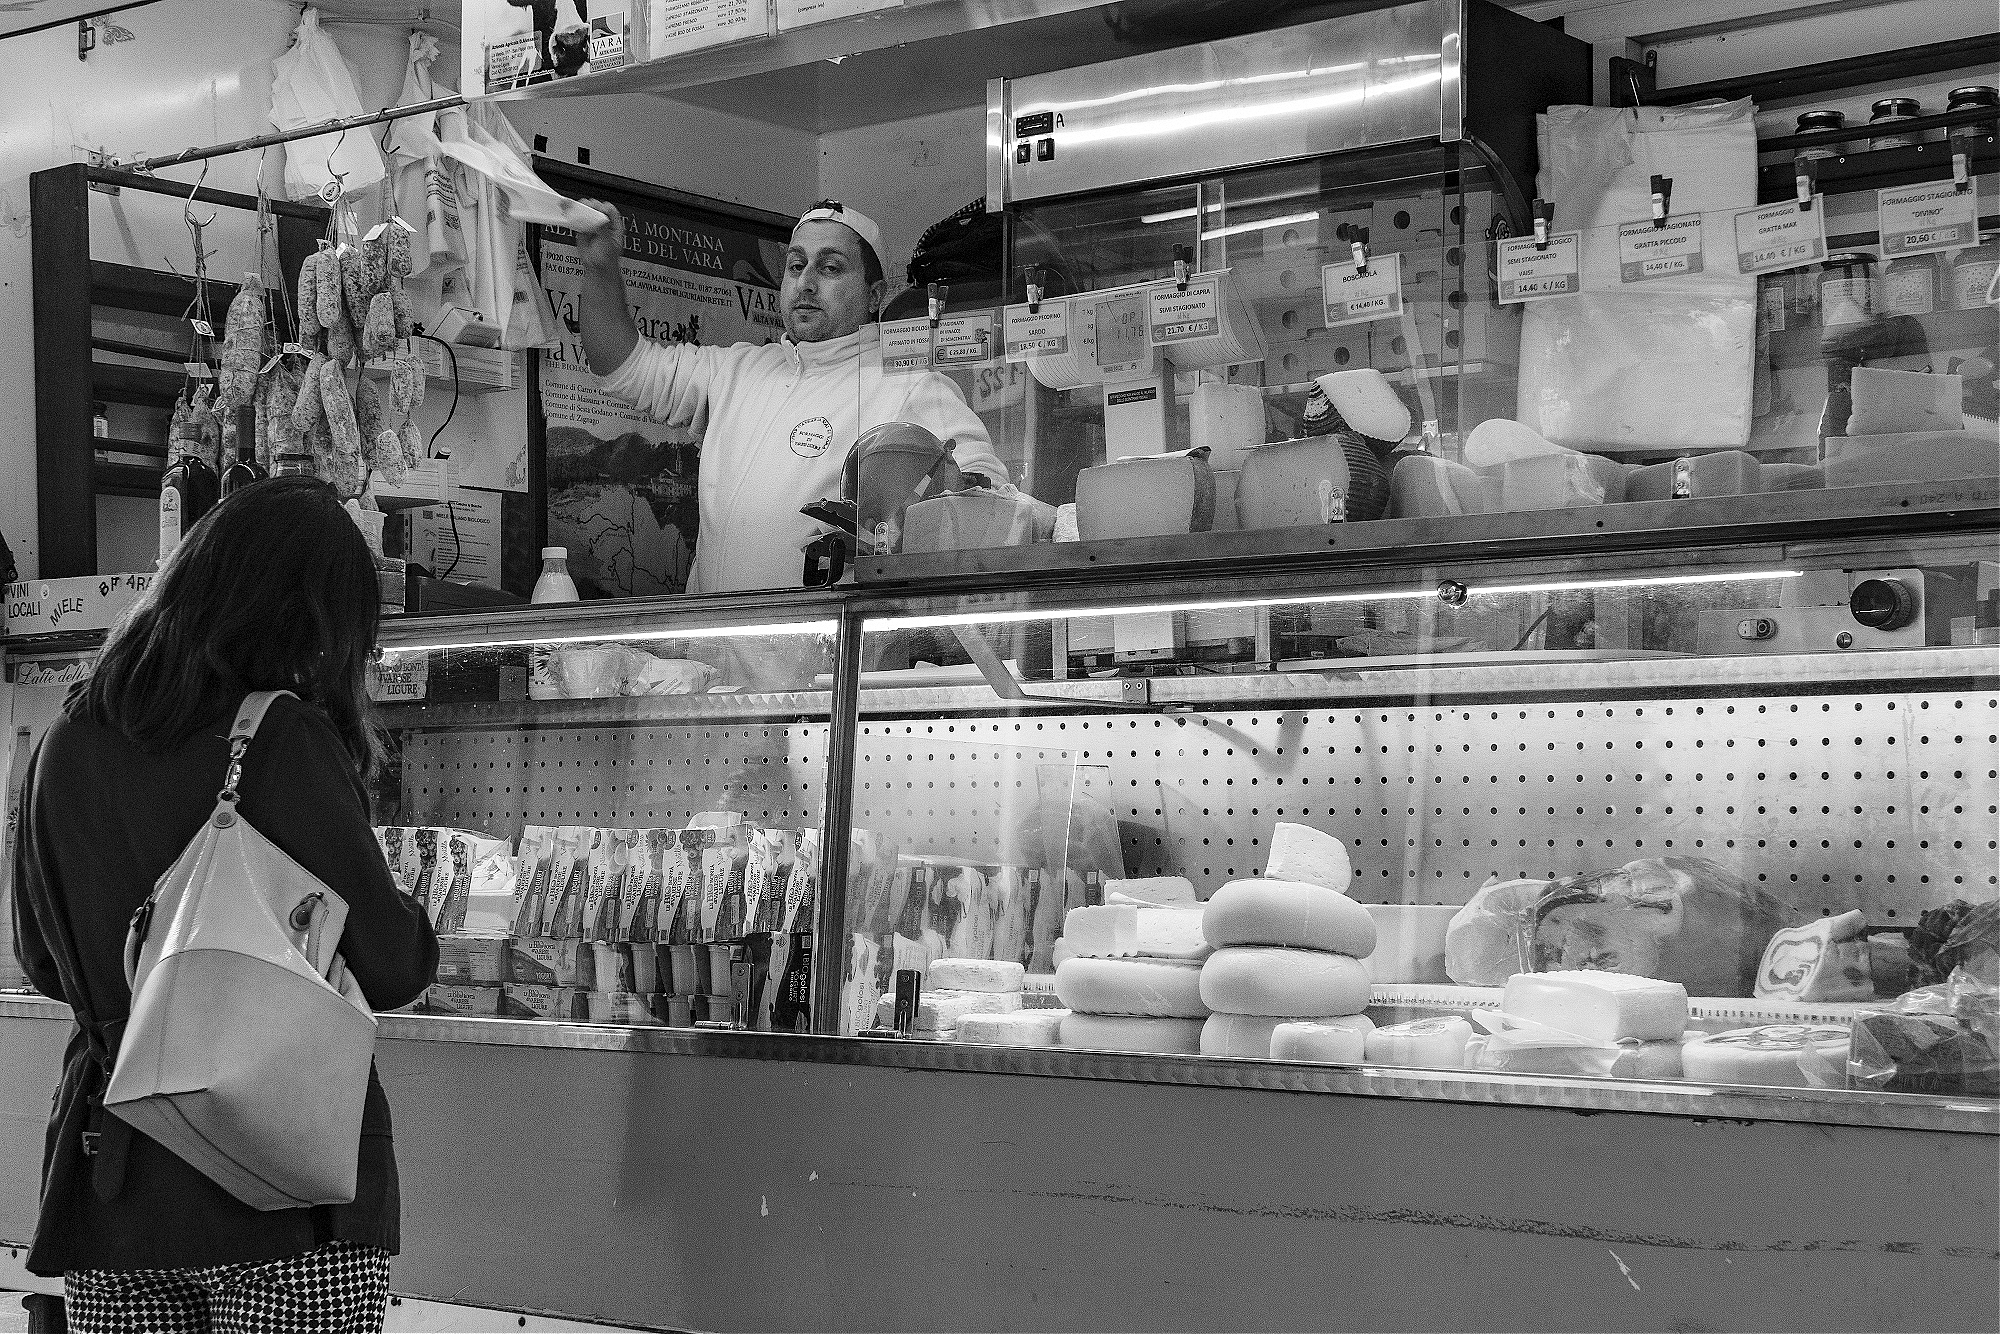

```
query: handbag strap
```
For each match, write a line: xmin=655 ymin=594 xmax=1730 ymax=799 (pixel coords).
xmin=219 ymin=690 xmax=296 ymax=806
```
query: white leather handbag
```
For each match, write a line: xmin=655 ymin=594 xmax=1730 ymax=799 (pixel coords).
xmin=104 ymin=690 xmax=378 ymax=1210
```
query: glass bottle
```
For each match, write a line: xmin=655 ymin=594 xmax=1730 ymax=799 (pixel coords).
xmin=158 ymin=441 xmax=218 ymax=564
xmin=219 ymin=439 xmax=268 ymax=496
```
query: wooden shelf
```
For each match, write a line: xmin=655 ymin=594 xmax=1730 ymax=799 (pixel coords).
xmin=89 ymin=260 xmax=241 ymax=320
xmin=90 ymin=361 xmax=187 ymax=406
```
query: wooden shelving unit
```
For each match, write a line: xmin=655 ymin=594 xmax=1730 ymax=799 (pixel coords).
xmin=30 ymin=164 xmax=327 ymax=576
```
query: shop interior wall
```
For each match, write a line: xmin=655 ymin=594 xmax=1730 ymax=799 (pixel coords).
xmin=0 ymin=0 xmax=815 ymax=584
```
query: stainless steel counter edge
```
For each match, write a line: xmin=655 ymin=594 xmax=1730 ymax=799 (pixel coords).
xmin=6 ymin=994 xmax=1992 ymax=1135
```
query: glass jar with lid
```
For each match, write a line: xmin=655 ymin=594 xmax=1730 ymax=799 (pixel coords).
xmin=1794 ymin=109 xmax=1848 ymax=161
xmin=1868 ymin=97 xmax=1923 ymax=149
xmin=1946 ymin=86 xmax=1997 ymax=158
xmin=1951 ymin=232 xmax=1999 ymax=310
xmin=1820 ymin=251 xmax=1877 ymax=326
xmin=1881 ymin=251 xmax=1940 ymax=316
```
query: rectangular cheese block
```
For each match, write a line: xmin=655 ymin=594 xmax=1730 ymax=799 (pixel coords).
xmin=876 ymin=989 xmax=1024 ymax=1032
xmin=1502 ymin=970 xmax=1689 ymax=1043
xmin=588 ymin=991 xmax=664 ymax=1026
xmin=1848 ymin=366 xmax=1963 ymax=436
xmin=955 ymin=1010 xmax=1068 ymax=1047
xmin=927 ymin=959 xmax=1026 ymax=993
xmin=1064 ymin=905 xmax=1210 ymax=959
xmin=1105 ymin=876 xmax=1197 ymax=906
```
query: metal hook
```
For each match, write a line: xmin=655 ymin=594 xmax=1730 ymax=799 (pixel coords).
xmin=183 ymin=157 xmax=217 ymax=232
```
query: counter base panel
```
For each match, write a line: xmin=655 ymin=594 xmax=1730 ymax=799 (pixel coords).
xmin=4 ymin=1007 xmax=1994 ymax=1333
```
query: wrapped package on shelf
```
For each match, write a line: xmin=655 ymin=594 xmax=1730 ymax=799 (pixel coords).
xmin=1517 ymin=100 xmax=1759 ymax=453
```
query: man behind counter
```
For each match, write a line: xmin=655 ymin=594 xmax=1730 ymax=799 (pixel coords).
xmin=574 ymin=197 xmax=1010 ymax=594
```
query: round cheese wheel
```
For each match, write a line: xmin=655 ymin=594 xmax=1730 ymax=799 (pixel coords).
xmin=1682 ymin=1025 xmax=1850 ymax=1089
xmin=1060 ymin=1012 xmax=1206 ymax=1055
xmin=1203 ymin=879 xmax=1376 ymax=956
xmin=1271 ymin=1016 xmax=1376 ymax=1064
xmin=1054 ymin=956 xmax=1208 ymax=1018
xmin=957 ymin=1010 xmax=1066 ymax=1047
xmin=1201 ymin=1013 xmax=1286 ymax=1059
xmin=1363 ymin=1015 xmax=1474 ymax=1068
xmin=1199 ymin=946 xmax=1371 ymax=1017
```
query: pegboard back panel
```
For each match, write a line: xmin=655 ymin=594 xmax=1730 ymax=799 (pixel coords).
xmin=854 ymin=689 xmax=1997 ymax=921
xmin=399 ymin=723 xmax=829 ymax=841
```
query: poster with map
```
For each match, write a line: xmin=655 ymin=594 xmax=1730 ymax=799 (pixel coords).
xmin=535 ymin=186 xmax=787 ymax=597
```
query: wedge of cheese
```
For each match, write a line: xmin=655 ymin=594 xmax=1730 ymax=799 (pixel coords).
xmin=1753 ymin=909 xmax=1873 ymax=1002
xmin=1063 ymin=904 xmax=1210 ymax=960
xmin=1264 ymin=822 xmax=1353 ymax=892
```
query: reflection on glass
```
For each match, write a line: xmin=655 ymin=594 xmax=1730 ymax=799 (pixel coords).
xmin=841 ymin=555 xmax=1998 ymax=1103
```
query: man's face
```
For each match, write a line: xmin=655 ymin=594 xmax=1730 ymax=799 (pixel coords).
xmin=781 ymin=221 xmax=883 ymax=343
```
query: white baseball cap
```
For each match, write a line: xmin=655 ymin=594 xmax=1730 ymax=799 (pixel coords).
xmin=794 ymin=199 xmax=884 ymax=275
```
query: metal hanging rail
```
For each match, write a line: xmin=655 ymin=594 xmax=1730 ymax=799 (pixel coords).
xmin=131 ymin=92 xmax=466 ymax=174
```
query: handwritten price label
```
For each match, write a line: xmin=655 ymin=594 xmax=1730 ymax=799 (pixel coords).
xmin=1733 ymin=199 xmax=1827 ymax=275
xmin=1496 ymin=233 xmax=1580 ymax=303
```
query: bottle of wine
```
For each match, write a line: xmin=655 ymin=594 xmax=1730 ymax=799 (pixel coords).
xmin=219 ymin=435 xmax=267 ymax=497
xmin=159 ymin=441 xmax=219 ymax=563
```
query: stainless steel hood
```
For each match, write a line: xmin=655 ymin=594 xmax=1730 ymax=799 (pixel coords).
xmin=986 ymin=0 xmax=1589 ymax=220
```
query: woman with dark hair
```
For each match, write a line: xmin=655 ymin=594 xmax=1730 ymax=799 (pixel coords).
xmin=12 ymin=477 xmax=437 ymax=1333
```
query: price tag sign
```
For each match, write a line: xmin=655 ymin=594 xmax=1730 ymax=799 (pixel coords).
xmin=932 ymin=311 xmax=999 ymax=369
xmin=1147 ymin=276 xmax=1220 ymax=344
xmin=1878 ymin=180 xmax=1979 ymax=258
xmin=1618 ymin=215 xmax=1705 ymax=283
xmin=1733 ymin=198 xmax=1827 ymax=275
xmin=878 ymin=317 xmax=932 ymax=374
xmin=1003 ymin=298 xmax=1071 ymax=361
xmin=1093 ymin=291 xmax=1149 ymax=372
xmin=1496 ymin=233 xmax=1581 ymax=303
xmin=1319 ymin=252 xmax=1404 ymax=327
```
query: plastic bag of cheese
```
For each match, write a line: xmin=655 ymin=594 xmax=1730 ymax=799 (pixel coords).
xmin=1844 ymin=968 xmax=2000 ymax=1096
xmin=1445 ymin=877 xmax=1544 ymax=985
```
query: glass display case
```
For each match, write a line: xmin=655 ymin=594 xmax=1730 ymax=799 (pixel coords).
xmin=363 ymin=591 xmax=844 ymax=1033
xmin=860 ymin=2 xmax=1997 ymax=589
xmin=836 ymin=531 xmax=1998 ymax=1126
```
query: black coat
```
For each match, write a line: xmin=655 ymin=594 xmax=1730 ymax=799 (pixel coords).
xmin=12 ymin=695 xmax=437 ymax=1275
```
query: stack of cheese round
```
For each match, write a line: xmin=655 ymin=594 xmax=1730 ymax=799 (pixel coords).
xmin=1055 ymin=903 xmax=1212 ymax=1054
xmin=1199 ymin=823 xmax=1378 ymax=1059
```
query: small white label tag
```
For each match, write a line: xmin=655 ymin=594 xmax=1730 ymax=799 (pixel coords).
xmin=1497 ymin=233 xmax=1581 ymax=303
xmin=1003 ymin=298 xmax=1071 ymax=361
xmin=932 ymin=311 xmax=999 ymax=369
xmin=1147 ymin=275 xmax=1221 ymax=343
xmin=1878 ymin=179 xmax=1979 ymax=258
xmin=879 ymin=316 xmax=932 ymax=373
xmin=1320 ymin=252 xmax=1404 ymax=327
xmin=182 ymin=362 xmax=214 ymax=379
xmin=1733 ymin=198 xmax=1827 ymax=275
xmin=190 ymin=319 xmax=214 ymax=337
xmin=1618 ymin=215 xmax=1705 ymax=283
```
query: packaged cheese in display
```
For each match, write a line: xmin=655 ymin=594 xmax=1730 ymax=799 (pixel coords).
xmin=1471 ymin=1033 xmax=1688 ymax=1081
xmin=1755 ymin=910 xmax=1874 ymax=1002
xmin=1363 ymin=1016 xmax=1474 ymax=1069
xmin=1073 ymin=449 xmax=1216 ymax=540
xmin=1059 ymin=1012 xmax=1206 ymax=1055
xmin=1054 ymin=956 xmax=1208 ymax=1018
xmin=1263 ymin=822 xmax=1353 ymax=892
xmin=1199 ymin=947 xmax=1371 ymax=1018
xmin=875 ymin=989 xmax=1023 ymax=1032
xmin=1502 ymin=970 xmax=1689 ymax=1044
xmin=1202 ymin=879 xmax=1376 ymax=957
xmin=1270 ymin=1016 xmax=1377 ymax=1065
xmin=1529 ymin=857 xmax=1794 ymax=996
xmin=1682 ymin=1025 xmax=1851 ymax=1088
xmin=435 ymin=936 xmax=511 ymax=986
xmin=424 ymin=983 xmax=502 ymax=1016
xmin=1846 ymin=973 xmax=2000 ymax=1096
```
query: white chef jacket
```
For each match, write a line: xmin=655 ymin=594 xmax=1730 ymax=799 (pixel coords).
xmin=598 ymin=323 xmax=1009 ymax=594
